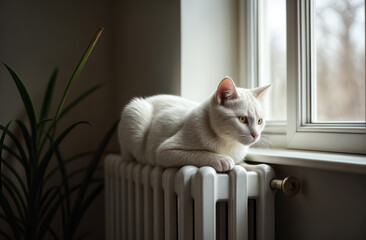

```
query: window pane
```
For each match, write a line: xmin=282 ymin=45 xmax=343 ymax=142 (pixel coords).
xmin=260 ymin=0 xmax=287 ymax=121
xmin=314 ymin=0 xmax=365 ymax=122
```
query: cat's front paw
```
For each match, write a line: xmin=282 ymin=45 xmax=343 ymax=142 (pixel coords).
xmin=210 ymin=156 xmax=234 ymax=172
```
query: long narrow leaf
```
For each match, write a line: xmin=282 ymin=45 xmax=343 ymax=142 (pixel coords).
xmin=73 ymin=121 xmax=116 ymax=202
xmin=13 ymin=119 xmax=38 ymax=185
xmin=40 ymin=68 xmax=58 ymax=121
xmin=0 ymin=121 xmax=11 ymax=190
xmin=48 ymin=227 xmax=60 ymax=240
xmin=0 ymin=157 xmax=28 ymax=199
xmin=37 ymin=121 xmax=89 ymax=179
xmin=0 ymin=124 xmax=29 ymax=170
xmin=37 ymin=118 xmax=56 ymax=155
xmin=68 ymin=121 xmax=117 ymax=237
xmin=39 ymin=186 xmax=59 ymax=220
xmin=44 ymin=151 xmax=94 ymax=183
xmin=28 ymin=121 xmax=88 ymax=239
xmin=14 ymin=120 xmax=31 ymax=157
xmin=1 ymin=145 xmax=23 ymax=164
xmin=55 ymin=147 xmax=70 ymax=215
xmin=54 ymin=28 xmax=103 ymax=121
xmin=1 ymin=175 xmax=26 ymax=220
xmin=37 ymin=69 xmax=58 ymax=153
xmin=2 ymin=63 xmax=37 ymax=132
xmin=59 ymin=84 xmax=102 ymax=119
xmin=71 ymin=183 xmax=103 ymax=235
xmin=0 ymin=191 xmax=22 ymax=240
xmin=36 ymin=190 xmax=62 ymax=240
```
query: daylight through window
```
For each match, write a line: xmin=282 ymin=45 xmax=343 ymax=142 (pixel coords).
xmin=314 ymin=0 xmax=365 ymax=122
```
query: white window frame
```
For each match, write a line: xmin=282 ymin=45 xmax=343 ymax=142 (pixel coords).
xmin=287 ymin=0 xmax=366 ymax=154
xmin=244 ymin=0 xmax=366 ymax=155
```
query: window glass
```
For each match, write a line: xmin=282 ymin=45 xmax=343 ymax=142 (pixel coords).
xmin=314 ymin=0 xmax=365 ymax=122
xmin=260 ymin=0 xmax=287 ymax=121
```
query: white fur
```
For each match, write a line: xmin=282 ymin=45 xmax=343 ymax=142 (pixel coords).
xmin=118 ymin=78 xmax=270 ymax=172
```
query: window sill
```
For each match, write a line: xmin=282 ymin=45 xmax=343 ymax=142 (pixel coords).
xmin=246 ymin=147 xmax=366 ymax=174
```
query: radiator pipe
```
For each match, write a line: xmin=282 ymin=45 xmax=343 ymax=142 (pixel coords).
xmin=270 ymin=176 xmax=301 ymax=197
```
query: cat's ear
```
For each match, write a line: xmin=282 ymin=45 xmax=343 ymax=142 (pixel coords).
xmin=252 ymin=84 xmax=271 ymax=101
xmin=216 ymin=77 xmax=238 ymax=105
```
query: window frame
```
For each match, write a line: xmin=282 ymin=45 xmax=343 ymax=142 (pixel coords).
xmin=245 ymin=0 xmax=366 ymax=154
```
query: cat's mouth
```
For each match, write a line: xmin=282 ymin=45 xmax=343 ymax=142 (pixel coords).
xmin=240 ymin=136 xmax=259 ymax=146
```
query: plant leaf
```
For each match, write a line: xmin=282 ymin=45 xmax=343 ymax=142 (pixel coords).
xmin=40 ymin=186 xmax=59 ymax=220
xmin=1 ymin=145 xmax=23 ymax=166
xmin=37 ymin=121 xmax=89 ymax=181
xmin=47 ymin=227 xmax=60 ymax=240
xmin=0 ymin=124 xmax=29 ymax=170
xmin=54 ymin=28 xmax=103 ymax=121
xmin=36 ymin=189 xmax=62 ymax=240
xmin=1 ymin=174 xmax=26 ymax=220
xmin=0 ymin=157 xmax=28 ymax=200
xmin=0 ymin=121 xmax=11 ymax=191
xmin=0 ymin=191 xmax=22 ymax=239
xmin=14 ymin=120 xmax=31 ymax=154
xmin=2 ymin=62 xmax=38 ymax=133
xmin=44 ymin=151 xmax=94 ymax=183
xmin=67 ymin=183 xmax=103 ymax=237
xmin=40 ymin=68 xmax=58 ymax=121
xmin=55 ymin=147 xmax=70 ymax=216
xmin=59 ymin=84 xmax=102 ymax=120
xmin=28 ymin=121 xmax=88 ymax=237
xmin=67 ymin=120 xmax=117 ymax=237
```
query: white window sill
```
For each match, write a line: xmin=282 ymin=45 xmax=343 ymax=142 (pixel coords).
xmin=246 ymin=148 xmax=366 ymax=174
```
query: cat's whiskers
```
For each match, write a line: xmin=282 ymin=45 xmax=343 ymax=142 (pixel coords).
xmin=257 ymin=135 xmax=271 ymax=149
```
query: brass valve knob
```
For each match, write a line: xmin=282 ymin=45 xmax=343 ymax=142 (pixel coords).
xmin=270 ymin=176 xmax=301 ymax=197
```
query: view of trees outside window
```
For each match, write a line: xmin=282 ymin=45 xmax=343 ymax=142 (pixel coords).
xmin=261 ymin=0 xmax=287 ymax=121
xmin=262 ymin=0 xmax=365 ymax=123
xmin=315 ymin=0 xmax=365 ymax=122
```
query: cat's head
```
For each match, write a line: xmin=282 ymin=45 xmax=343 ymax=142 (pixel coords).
xmin=210 ymin=77 xmax=271 ymax=146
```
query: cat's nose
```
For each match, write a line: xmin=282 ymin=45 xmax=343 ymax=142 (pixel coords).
xmin=251 ymin=132 xmax=258 ymax=139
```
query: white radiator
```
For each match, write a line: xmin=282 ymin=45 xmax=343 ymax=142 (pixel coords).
xmin=105 ymin=154 xmax=275 ymax=240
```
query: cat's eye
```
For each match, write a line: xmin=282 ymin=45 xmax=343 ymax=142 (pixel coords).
xmin=239 ymin=116 xmax=248 ymax=124
xmin=258 ymin=118 xmax=263 ymax=125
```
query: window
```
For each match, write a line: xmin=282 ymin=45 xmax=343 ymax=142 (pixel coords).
xmin=250 ymin=0 xmax=366 ymax=154
xmin=314 ymin=0 xmax=365 ymax=122
xmin=259 ymin=0 xmax=287 ymax=122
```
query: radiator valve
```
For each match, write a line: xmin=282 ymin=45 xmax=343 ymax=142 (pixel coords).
xmin=270 ymin=176 xmax=301 ymax=197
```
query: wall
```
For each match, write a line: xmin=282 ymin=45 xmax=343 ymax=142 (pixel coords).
xmin=113 ymin=0 xmax=181 ymax=107
xmin=1 ymin=0 xmax=365 ymax=239
xmin=273 ymin=164 xmax=366 ymax=240
xmin=181 ymin=0 xmax=240 ymax=102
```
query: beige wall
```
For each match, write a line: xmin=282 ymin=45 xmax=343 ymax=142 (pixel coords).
xmin=1 ymin=1 xmax=365 ymax=240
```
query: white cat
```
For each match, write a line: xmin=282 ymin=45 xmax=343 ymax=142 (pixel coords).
xmin=118 ymin=77 xmax=270 ymax=172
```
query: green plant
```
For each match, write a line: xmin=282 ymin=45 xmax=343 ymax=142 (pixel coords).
xmin=0 ymin=28 xmax=117 ymax=240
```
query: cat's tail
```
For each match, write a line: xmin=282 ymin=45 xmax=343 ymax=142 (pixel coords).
xmin=118 ymin=97 xmax=153 ymax=161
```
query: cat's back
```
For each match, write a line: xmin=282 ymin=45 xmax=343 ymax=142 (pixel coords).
xmin=146 ymin=94 xmax=198 ymax=114
xmin=118 ymin=94 xmax=198 ymax=163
